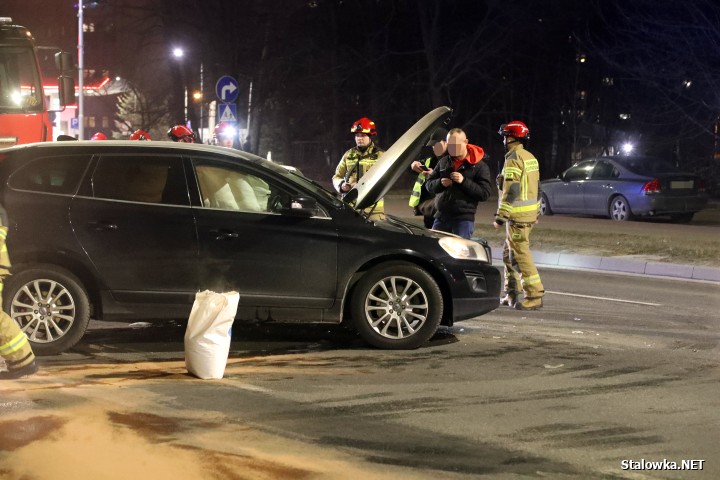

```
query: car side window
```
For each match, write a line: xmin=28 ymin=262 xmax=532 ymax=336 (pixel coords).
xmin=8 ymin=155 xmax=91 ymax=195
xmin=194 ymin=163 xmax=280 ymax=213
xmin=563 ymin=160 xmax=595 ymax=181
xmin=591 ymin=160 xmax=616 ymax=180
xmin=91 ymin=155 xmax=189 ymax=206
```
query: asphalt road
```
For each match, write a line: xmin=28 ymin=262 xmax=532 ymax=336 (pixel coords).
xmin=2 ymin=268 xmax=718 ymax=480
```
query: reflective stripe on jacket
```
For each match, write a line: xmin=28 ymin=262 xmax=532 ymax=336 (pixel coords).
xmin=409 ymin=157 xmax=435 ymax=207
xmin=332 ymin=143 xmax=383 ymax=192
xmin=333 ymin=143 xmax=384 ymax=213
xmin=496 ymin=144 xmax=540 ymax=223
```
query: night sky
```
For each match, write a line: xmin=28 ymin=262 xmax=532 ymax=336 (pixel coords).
xmin=3 ymin=0 xmax=719 ymax=184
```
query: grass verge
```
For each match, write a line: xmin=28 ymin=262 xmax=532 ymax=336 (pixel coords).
xmin=472 ymin=224 xmax=720 ymax=267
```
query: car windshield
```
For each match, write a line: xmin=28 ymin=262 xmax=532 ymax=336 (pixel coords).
xmin=613 ymin=156 xmax=680 ymax=175
xmin=256 ymin=157 xmax=343 ymax=206
xmin=0 ymin=46 xmax=43 ymax=113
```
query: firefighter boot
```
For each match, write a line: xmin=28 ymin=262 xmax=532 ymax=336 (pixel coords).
xmin=500 ymin=292 xmax=518 ymax=307
xmin=0 ymin=359 xmax=38 ymax=379
xmin=514 ymin=297 xmax=543 ymax=311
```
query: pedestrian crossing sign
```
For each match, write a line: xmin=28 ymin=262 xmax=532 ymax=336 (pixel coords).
xmin=218 ymin=103 xmax=237 ymax=122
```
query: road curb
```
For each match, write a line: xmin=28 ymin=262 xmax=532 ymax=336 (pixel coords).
xmin=489 ymin=248 xmax=720 ymax=283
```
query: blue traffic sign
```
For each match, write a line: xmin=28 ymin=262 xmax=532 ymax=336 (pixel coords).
xmin=215 ymin=75 xmax=239 ymax=103
xmin=218 ymin=103 xmax=237 ymax=123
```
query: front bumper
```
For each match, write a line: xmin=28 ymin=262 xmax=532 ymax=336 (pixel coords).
xmin=438 ymin=260 xmax=502 ymax=324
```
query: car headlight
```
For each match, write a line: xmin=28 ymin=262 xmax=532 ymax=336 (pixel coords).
xmin=438 ymin=236 xmax=490 ymax=262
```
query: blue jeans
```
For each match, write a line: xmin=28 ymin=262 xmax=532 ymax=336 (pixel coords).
xmin=431 ymin=218 xmax=474 ymax=239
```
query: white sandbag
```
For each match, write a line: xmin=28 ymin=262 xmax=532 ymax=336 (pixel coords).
xmin=184 ymin=290 xmax=239 ymax=379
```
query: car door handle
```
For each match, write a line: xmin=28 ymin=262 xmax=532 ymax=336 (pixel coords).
xmin=87 ymin=221 xmax=118 ymax=232
xmin=211 ymin=230 xmax=239 ymax=241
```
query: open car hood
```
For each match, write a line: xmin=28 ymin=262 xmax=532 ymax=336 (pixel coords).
xmin=344 ymin=106 xmax=451 ymax=210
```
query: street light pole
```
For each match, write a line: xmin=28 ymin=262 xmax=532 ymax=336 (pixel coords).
xmin=199 ymin=63 xmax=204 ymax=140
xmin=77 ymin=0 xmax=84 ymax=139
xmin=184 ymin=86 xmax=188 ymax=124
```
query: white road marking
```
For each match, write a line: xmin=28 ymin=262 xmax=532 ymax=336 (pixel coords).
xmin=546 ymin=290 xmax=661 ymax=307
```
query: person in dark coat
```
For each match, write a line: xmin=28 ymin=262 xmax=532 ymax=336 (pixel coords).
xmin=425 ymin=128 xmax=493 ymax=239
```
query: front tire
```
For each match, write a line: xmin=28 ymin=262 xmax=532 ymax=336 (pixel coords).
xmin=3 ymin=265 xmax=91 ymax=356
xmin=350 ymin=262 xmax=443 ymax=350
xmin=610 ymin=196 xmax=633 ymax=221
xmin=540 ymin=193 xmax=553 ymax=216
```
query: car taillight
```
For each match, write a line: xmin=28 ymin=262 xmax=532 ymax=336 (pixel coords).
xmin=642 ymin=178 xmax=661 ymax=193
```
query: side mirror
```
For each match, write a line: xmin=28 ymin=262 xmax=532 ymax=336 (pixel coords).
xmin=282 ymin=196 xmax=319 ymax=217
xmin=58 ymin=76 xmax=75 ymax=107
xmin=54 ymin=52 xmax=74 ymax=73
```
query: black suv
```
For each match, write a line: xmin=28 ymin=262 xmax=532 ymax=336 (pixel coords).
xmin=0 ymin=108 xmax=500 ymax=355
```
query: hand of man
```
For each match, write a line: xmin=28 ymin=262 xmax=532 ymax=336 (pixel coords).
xmin=410 ymin=161 xmax=423 ymax=173
xmin=493 ymin=221 xmax=501 ymax=229
xmin=440 ymin=178 xmax=453 ymax=187
xmin=341 ymin=182 xmax=353 ymax=192
xmin=449 ymin=172 xmax=464 ymax=183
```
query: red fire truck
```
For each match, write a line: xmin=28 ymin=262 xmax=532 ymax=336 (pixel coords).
xmin=0 ymin=17 xmax=74 ymax=147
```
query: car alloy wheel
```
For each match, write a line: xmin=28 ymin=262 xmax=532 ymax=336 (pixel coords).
xmin=610 ymin=196 xmax=632 ymax=221
xmin=5 ymin=265 xmax=91 ymax=356
xmin=351 ymin=262 xmax=442 ymax=349
xmin=540 ymin=193 xmax=553 ymax=216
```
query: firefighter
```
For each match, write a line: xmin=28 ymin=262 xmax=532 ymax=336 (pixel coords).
xmin=408 ymin=127 xmax=447 ymax=228
xmin=0 ymin=204 xmax=37 ymax=379
xmin=90 ymin=132 xmax=107 ymax=140
xmin=167 ymin=125 xmax=195 ymax=143
xmin=332 ymin=117 xmax=384 ymax=217
xmin=493 ymin=120 xmax=545 ymax=310
xmin=129 ymin=129 xmax=151 ymax=141
xmin=214 ymin=122 xmax=236 ymax=148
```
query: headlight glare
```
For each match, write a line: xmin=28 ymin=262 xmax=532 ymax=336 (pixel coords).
xmin=438 ymin=236 xmax=489 ymax=262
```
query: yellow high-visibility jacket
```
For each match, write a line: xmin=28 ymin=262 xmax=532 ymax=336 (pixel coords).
xmin=495 ymin=143 xmax=540 ymax=224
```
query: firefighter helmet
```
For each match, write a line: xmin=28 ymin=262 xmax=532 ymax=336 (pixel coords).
xmin=167 ymin=125 xmax=195 ymax=143
xmin=350 ymin=117 xmax=377 ymax=136
xmin=90 ymin=132 xmax=107 ymax=140
xmin=498 ymin=121 xmax=530 ymax=139
xmin=129 ymin=129 xmax=151 ymax=141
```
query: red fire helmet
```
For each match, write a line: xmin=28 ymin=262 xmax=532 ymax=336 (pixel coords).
xmin=350 ymin=117 xmax=377 ymax=136
xmin=129 ymin=129 xmax=151 ymax=141
xmin=498 ymin=121 xmax=530 ymax=139
xmin=167 ymin=125 xmax=195 ymax=143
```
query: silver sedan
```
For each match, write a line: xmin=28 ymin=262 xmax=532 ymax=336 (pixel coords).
xmin=540 ymin=156 xmax=708 ymax=222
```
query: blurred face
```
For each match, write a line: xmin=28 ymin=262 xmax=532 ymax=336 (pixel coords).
xmin=355 ymin=133 xmax=371 ymax=148
xmin=447 ymin=132 xmax=468 ymax=158
xmin=432 ymin=140 xmax=447 ymax=158
xmin=220 ymin=137 xmax=233 ymax=147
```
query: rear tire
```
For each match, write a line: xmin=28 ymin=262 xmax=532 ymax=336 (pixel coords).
xmin=3 ymin=265 xmax=91 ymax=356
xmin=350 ymin=262 xmax=443 ymax=350
xmin=609 ymin=196 xmax=632 ymax=221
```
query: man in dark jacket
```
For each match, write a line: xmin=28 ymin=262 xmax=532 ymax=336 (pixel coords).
xmin=425 ymin=128 xmax=494 ymax=239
